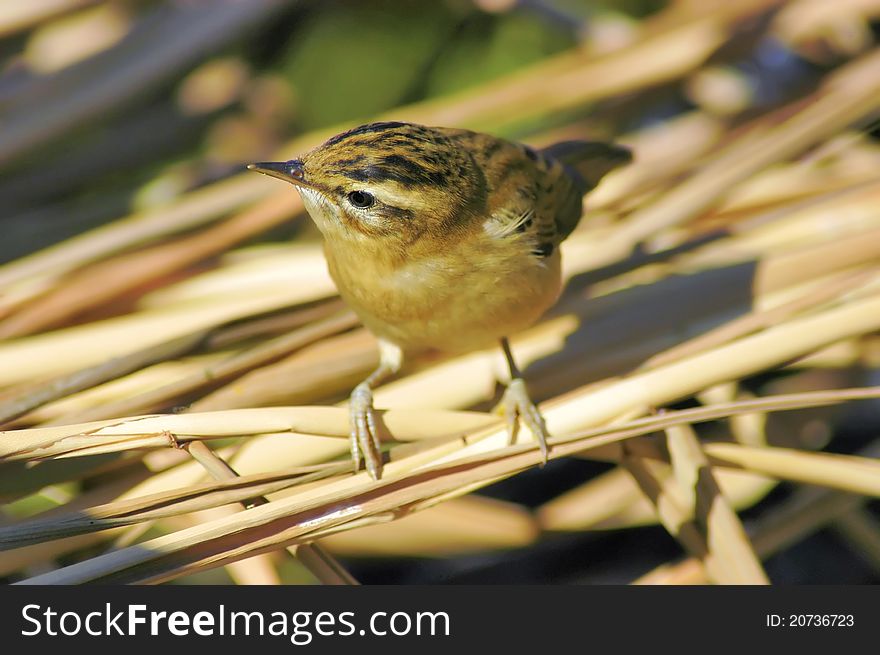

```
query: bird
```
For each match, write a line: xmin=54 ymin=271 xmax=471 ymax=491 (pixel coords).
xmin=248 ymin=121 xmax=631 ymax=480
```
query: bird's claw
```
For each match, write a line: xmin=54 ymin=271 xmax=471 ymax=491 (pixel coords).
xmin=494 ymin=378 xmax=551 ymax=464
xmin=349 ymin=383 xmax=384 ymax=480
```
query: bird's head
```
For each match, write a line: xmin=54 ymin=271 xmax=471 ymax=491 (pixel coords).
xmin=248 ymin=122 xmax=487 ymax=258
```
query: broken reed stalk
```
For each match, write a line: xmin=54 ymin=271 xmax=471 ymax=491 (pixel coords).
xmin=10 ymin=385 xmax=880 ymax=584
xmin=634 ymin=443 xmax=880 ymax=585
xmin=664 ymin=425 xmax=767 ymax=583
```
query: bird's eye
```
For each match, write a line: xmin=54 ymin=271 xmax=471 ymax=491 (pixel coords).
xmin=347 ymin=190 xmax=374 ymax=209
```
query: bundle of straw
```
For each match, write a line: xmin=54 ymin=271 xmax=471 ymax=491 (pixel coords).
xmin=1 ymin=0 xmax=879 ymax=585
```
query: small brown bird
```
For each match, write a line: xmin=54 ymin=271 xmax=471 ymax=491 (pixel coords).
xmin=249 ymin=121 xmax=631 ymax=479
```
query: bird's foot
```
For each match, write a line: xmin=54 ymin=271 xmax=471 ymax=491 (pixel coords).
xmin=349 ymin=382 xmax=384 ymax=480
xmin=494 ymin=378 xmax=551 ymax=463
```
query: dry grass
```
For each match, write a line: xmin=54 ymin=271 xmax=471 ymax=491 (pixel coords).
xmin=1 ymin=0 xmax=880 ymax=585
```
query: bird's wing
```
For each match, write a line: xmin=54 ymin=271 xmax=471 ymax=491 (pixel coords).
xmin=483 ymin=162 xmax=575 ymax=259
xmin=480 ymin=135 xmax=631 ymax=257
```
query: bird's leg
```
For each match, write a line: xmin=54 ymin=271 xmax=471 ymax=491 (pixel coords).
xmin=349 ymin=339 xmax=403 ymax=480
xmin=495 ymin=337 xmax=551 ymax=463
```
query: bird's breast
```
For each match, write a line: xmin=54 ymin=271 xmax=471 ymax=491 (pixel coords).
xmin=324 ymin=238 xmax=562 ymax=352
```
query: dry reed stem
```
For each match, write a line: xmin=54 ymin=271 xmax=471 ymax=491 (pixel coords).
xmin=189 ymin=327 xmax=377 ymax=412
xmin=644 ymin=268 xmax=879 ymax=368
xmin=699 ymin=443 xmax=880 ymax=495
xmin=0 ymin=329 xmax=210 ymax=425
xmin=0 ymin=174 xmax=270 ymax=291
xmin=11 ymin=386 xmax=880 ymax=584
xmin=0 ymin=193 xmax=302 ymax=339
xmin=698 ymin=384 xmax=767 ymax=447
xmin=0 ymin=408 xmax=498 ymax=462
xmin=621 ymin=446 xmax=729 ymax=580
xmin=17 ymin=442 xmax=637 ymax=583
xmin=42 ymin=310 xmax=358 ymax=425
xmin=611 ymin=48 xmax=880 ymax=248
xmin=2 ymin=475 xmax=538 ymax=559
xmin=635 ymin=441 xmax=880 ymax=583
xmin=320 ymin=496 xmax=538 ymax=557
xmin=0 ymin=465 xmax=347 ymax=550
xmin=22 ymin=353 xmax=228 ymax=425
xmin=185 ymin=440 xmax=357 ymax=586
xmin=637 ymin=490 xmax=866 ymax=584
xmin=832 ymin=509 xmax=880 ymax=573
xmin=664 ymin=424 xmax=768 ymax=583
xmin=537 ymin=465 xmax=774 ymax=532
xmin=0 ymin=283 xmax=336 ymax=385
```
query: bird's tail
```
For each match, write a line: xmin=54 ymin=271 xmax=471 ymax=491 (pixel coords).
xmin=541 ymin=140 xmax=632 ymax=193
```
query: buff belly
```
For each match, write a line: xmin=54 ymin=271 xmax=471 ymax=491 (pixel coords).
xmin=327 ymin=247 xmax=563 ymax=353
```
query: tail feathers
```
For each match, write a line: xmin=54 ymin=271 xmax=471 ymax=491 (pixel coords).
xmin=541 ymin=140 xmax=632 ymax=192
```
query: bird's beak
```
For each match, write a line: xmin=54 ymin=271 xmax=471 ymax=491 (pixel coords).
xmin=247 ymin=160 xmax=308 ymax=186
